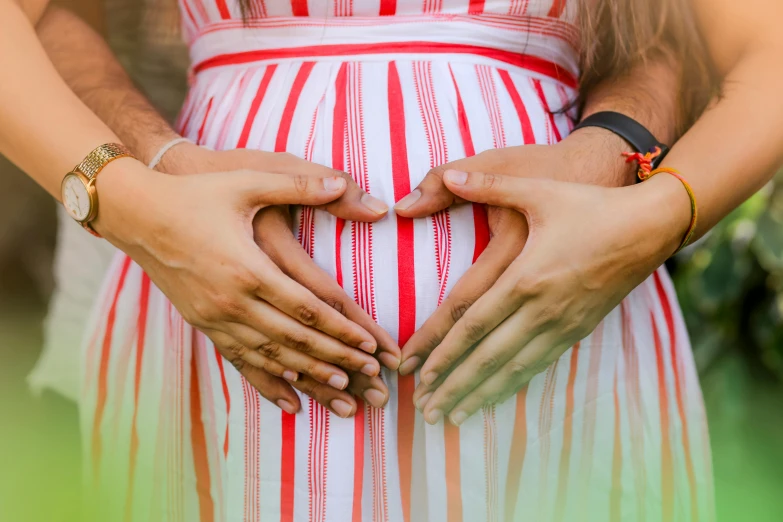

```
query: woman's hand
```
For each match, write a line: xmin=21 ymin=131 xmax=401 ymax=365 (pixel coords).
xmin=398 ymin=205 xmax=527 ymax=375
xmin=161 ymin=145 xmax=392 ymax=222
xmin=252 ymin=205 xmax=395 ymax=413
xmin=414 ymin=169 xmax=691 ymax=425
xmin=398 ymin=135 xmax=633 ymax=376
xmin=94 ymin=161 xmax=390 ymax=417
xmin=222 ymin=353 xmax=388 ymax=419
xmin=158 ymin=145 xmax=400 ymax=415
xmin=163 ymin=146 xmax=400 ymax=370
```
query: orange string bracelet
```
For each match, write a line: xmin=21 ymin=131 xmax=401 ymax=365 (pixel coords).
xmin=622 ymin=146 xmax=663 ymax=179
xmin=624 ymin=150 xmax=698 ymax=254
xmin=647 ymin=167 xmax=698 ymax=254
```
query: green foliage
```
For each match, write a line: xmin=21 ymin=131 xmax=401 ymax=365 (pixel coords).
xmin=673 ymin=174 xmax=783 ymax=380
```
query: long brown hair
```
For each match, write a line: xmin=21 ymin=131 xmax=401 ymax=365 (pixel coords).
xmin=237 ymin=0 xmax=716 ymax=132
xmin=579 ymin=0 xmax=717 ymax=134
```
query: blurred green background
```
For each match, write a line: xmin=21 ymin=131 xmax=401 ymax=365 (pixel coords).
xmin=669 ymin=171 xmax=783 ymax=521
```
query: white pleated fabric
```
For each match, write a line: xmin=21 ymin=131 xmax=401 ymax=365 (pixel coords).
xmin=80 ymin=1 xmax=715 ymax=521
xmin=29 ymin=207 xmax=117 ymax=401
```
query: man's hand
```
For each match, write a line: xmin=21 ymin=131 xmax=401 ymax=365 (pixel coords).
xmin=393 ymin=129 xmax=636 ymax=220
xmin=398 ymin=133 xmax=635 ymax=377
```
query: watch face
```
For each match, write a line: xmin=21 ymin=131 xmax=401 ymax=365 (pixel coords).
xmin=62 ymin=173 xmax=92 ymax=222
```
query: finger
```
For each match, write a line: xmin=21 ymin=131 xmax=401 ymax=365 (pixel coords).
xmin=210 ymin=330 xmax=299 ymax=382
xmin=256 ymin=210 xmax=401 ymax=370
xmin=441 ymin=170 xmax=546 ymax=211
xmin=393 ymin=166 xmax=458 ymax=218
xmin=236 ymin=360 xmax=302 ymax=415
xmin=411 ymin=350 xmax=470 ymax=412
xmin=416 ymin=259 xmax=530 ymax=386
xmin=242 ymin=299 xmax=382 ymax=377
xmin=291 ymin=375 xmax=358 ymax=418
xmin=226 ymin=322 xmax=352 ymax=389
xmin=446 ymin=335 xmax=559 ymax=426
xmin=276 ymin=159 xmax=389 ymax=222
xmin=421 ymin=306 xmax=541 ymax=424
xmin=394 ymin=152 xmax=506 ymax=218
xmin=347 ymin=372 xmax=390 ymax=409
xmin=315 ymin=173 xmax=388 ymax=222
xmin=399 ymin=214 xmax=527 ymax=375
xmin=238 ymin=170 xmax=347 ymax=208
xmin=244 ymin=250 xmax=380 ymax=356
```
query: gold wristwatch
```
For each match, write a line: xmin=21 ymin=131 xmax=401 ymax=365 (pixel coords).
xmin=61 ymin=143 xmax=133 ymax=236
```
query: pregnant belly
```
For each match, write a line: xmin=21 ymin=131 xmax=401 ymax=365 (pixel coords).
xmin=181 ymin=58 xmax=575 ymax=341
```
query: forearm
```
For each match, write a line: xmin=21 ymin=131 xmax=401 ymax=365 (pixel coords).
xmin=661 ymin=47 xmax=783 ymax=239
xmin=0 ymin=0 xmax=125 ymax=196
xmin=561 ymin=56 xmax=679 ymax=188
xmin=645 ymin=0 xmax=783 ymax=244
xmin=36 ymin=5 xmax=180 ymax=166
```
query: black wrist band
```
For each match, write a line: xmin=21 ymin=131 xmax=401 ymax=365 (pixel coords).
xmin=572 ymin=111 xmax=670 ymax=169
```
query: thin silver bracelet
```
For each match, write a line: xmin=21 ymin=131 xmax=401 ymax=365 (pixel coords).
xmin=147 ymin=137 xmax=193 ymax=170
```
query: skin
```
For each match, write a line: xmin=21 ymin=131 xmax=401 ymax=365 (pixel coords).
xmin=413 ymin=0 xmax=783 ymax=426
xmin=34 ymin=3 xmax=683 ymax=418
xmin=398 ymin=58 xmax=679 ymax=377
xmin=1 ymin=0 xmax=399 ymax=420
xmin=11 ymin=0 xmax=688 ymax=420
xmin=36 ymin=4 xmax=401 ymax=417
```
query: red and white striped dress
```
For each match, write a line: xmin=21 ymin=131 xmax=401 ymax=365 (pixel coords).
xmin=80 ymin=0 xmax=715 ymax=520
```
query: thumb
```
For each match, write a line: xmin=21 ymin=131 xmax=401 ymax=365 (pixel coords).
xmin=278 ymin=158 xmax=389 ymax=222
xmin=277 ymin=161 xmax=389 ymax=222
xmin=393 ymin=166 xmax=460 ymax=218
xmin=239 ymin=170 xmax=347 ymax=208
xmin=441 ymin=170 xmax=542 ymax=211
xmin=316 ymin=171 xmax=389 ymax=223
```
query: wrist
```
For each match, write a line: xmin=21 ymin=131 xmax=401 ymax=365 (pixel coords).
xmin=632 ymin=173 xmax=694 ymax=259
xmin=157 ymin=141 xmax=210 ymax=175
xmin=559 ymin=127 xmax=638 ymax=187
xmin=90 ymin=158 xmax=166 ymax=245
xmin=136 ymin=129 xmax=183 ymax=167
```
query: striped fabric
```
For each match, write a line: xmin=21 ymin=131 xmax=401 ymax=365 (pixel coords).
xmin=80 ymin=1 xmax=715 ymax=521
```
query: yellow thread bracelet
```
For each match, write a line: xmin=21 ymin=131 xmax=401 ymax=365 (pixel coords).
xmin=643 ymin=167 xmax=698 ymax=255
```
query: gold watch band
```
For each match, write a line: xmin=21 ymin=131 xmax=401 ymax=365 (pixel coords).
xmin=73 ymin=143 xmax=134 ymax=238
xmin=74 ymin=143 xmax=133 ymax=180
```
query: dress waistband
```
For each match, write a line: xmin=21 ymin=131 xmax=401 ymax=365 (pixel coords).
xmin=189 ymin=15 xmax=580 ymax=88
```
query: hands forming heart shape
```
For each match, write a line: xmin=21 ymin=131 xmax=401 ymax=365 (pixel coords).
xmin=142 ymin=134 xmax=684 ymax=424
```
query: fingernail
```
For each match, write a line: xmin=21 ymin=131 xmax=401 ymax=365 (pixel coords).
xmin=361 ymin=363 xmax=379 ymax=377
xmin=363 ymin=388 xmax=387 ymax=408
xmin=415 ymin=392 xmax=433 ymax=412
xmin=423 ymin=372 xmax=439 ymax=386
xmin=276 ymin=399 xmax=298 ymax=414
xmin=394 ymin=189 xmax=421 ymax=211
xmin=323 ymin=176 xmax=346 ymax=191
xmin=444 ymin=170 xmax=468 ymax=185
xmin=426 ymin=409 xmax=443 ymax=424
xmin=398 ymin=356 xmax=421 ymax=376
xmin=359 ymin=341 xmax=377 ymax=354
xmin=282 ymin=370 xmax=298 ymax=382
xmin=378 ymin=352 xmax=400 ymax=371
xmin=361 ymin=193 xmax=389 ymax=215
xmin=330 ymin=399 xmax=354 ymax=418
xmin=328 ymin=374 xmax=349 ymax=390
xmin=450 ymin=411 xmax=468 ymax=426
